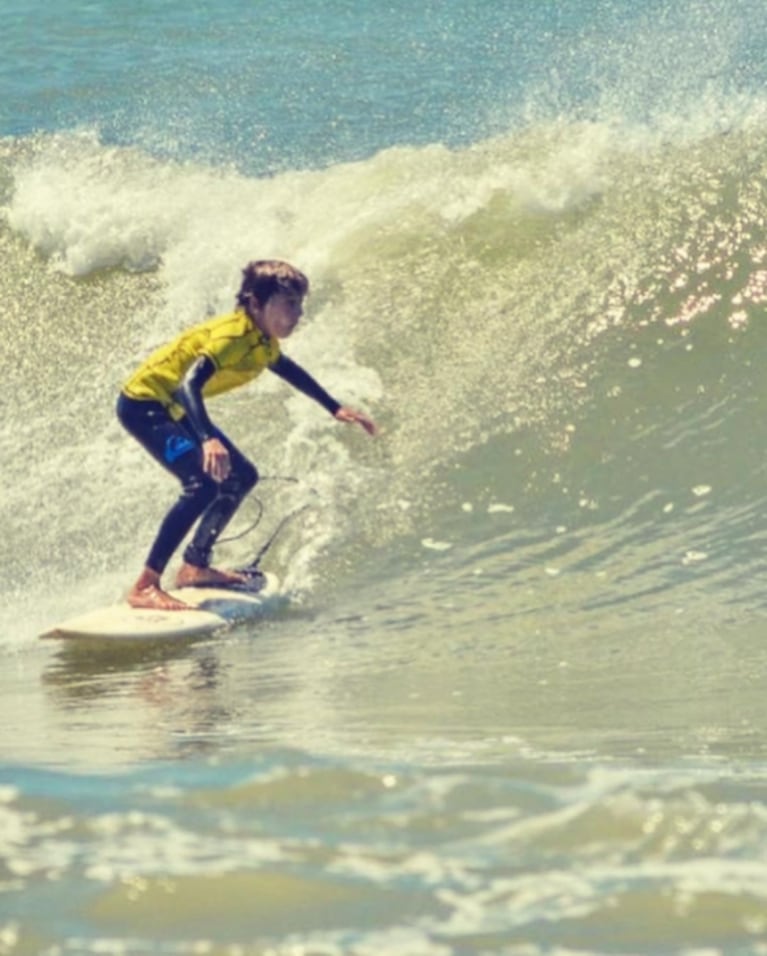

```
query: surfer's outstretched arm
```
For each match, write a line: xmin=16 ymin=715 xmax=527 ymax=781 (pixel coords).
xmin=270 ymin=354 xmax=378 ymax=435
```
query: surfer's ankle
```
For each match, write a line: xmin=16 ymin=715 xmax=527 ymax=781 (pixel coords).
xmin=131 ymin=567 xmax=163 ymax=592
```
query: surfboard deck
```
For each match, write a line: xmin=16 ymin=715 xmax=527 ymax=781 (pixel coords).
xmin=39 ymin=573 xmax=279 ymax=641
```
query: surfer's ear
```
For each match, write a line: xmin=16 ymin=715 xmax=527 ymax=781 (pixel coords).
xmin=242 ymin=292 xmax=263 ymax=319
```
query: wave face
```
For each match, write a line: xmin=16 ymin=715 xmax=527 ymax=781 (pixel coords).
xmin=2 ymin=115 xmax=767 ymax=638
xmin=4 ymin=3 xmax=767 ymax=954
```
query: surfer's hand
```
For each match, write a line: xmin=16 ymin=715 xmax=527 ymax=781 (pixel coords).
xmin=202 ymin=437 xmax=231 ymax=482
xmin=335 ymin=406 xmax=378 ymax=436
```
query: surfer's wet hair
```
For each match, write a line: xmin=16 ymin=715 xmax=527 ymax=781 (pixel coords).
xmin=237 ymin=260 xmax=309 ymax=308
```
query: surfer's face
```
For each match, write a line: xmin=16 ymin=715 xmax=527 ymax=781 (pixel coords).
xmin=250 ymin=291 xmax=304 ymax=339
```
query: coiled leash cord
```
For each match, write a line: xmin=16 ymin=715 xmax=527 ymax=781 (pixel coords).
xmin=217 ymin=476 xmax=315 ymax=576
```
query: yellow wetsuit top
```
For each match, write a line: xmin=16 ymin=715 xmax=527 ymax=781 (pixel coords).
xmin=122 ymin=309 xmax=281 ymax=421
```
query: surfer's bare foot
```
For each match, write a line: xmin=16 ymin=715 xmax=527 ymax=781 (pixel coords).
xmin=127 ymin=584 xmax=190 ymax=611
xmin=127 ymin=567 xmax=190 ymax=611
xmin=175 ymin=563 xmax=248 ymax=589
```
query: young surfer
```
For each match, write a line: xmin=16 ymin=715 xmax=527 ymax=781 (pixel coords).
xmin=116 ymin=259 xmax=377 ymax=611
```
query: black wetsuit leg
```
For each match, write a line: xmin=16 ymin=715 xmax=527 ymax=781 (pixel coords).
xmin=116 ymin=395 xmax=258 ymax=573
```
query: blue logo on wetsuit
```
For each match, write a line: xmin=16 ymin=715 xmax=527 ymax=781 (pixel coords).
xmin=164 ymin=434 xmax=196 ymax=463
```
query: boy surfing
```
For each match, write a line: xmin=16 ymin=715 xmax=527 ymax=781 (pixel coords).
xmin=117 ymin=260 xmax=377 ymax=611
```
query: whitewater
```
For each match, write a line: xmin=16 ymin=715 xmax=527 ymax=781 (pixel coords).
xmin=3 ymin=1 xmax=767 ymax=953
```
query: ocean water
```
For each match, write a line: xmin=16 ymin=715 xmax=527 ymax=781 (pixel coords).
xmin=3 ymin=0 xmax=767 ymax=953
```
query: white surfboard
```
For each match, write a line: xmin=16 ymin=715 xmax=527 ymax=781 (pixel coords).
xmin=39 ymin=573 xmax=279 ymax=641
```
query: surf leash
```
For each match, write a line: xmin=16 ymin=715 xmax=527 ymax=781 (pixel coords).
xmin=235 ymin=503 xmax=312 ymax=577
xmin=217 ymin=476 xmax=317 ymax=576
